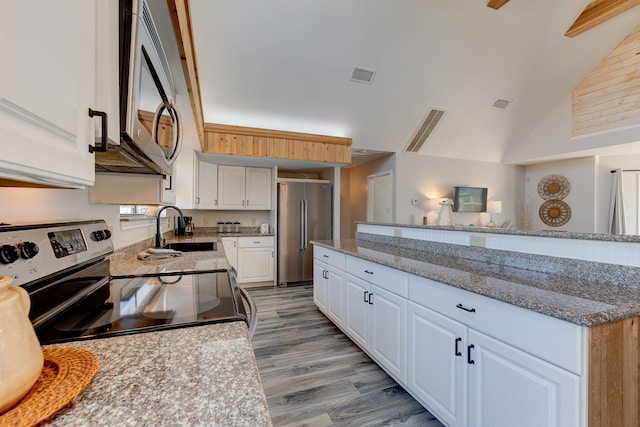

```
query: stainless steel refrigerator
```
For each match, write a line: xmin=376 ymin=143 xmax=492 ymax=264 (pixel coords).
xmin=278 ymin=180 xmax=332 ymax=286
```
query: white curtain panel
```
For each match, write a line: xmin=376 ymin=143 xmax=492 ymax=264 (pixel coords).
xmin=609 ymin=169 xmax=627 ymax=234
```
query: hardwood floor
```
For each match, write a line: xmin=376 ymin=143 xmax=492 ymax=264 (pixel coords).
xmin=247 ymin=285 xmax=445 ymax=427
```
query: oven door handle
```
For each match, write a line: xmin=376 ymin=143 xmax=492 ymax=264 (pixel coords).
xmin=238 ymin=285 xmax=258 ymax=340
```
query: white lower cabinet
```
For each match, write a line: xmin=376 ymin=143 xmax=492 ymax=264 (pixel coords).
xmin=237 ymin=236 xmax=274 ymax=283
xmin=220 ymin=237 xmax=237 ymax=270
xmin=467 ymin=329 xmax=580 ymax=427
xmin=312 ymin=244 xmax=586 ymax=427
xmin=408 ymin=302 xmax=466 ymax=427
xmin=314 ymin=261 xmax=345 ymax=326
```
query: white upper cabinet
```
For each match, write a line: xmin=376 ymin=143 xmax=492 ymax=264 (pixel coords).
xmin=218 ymin=165 xmax=272 ymax=210
xmin=0 ymin=0 xmax=103 ymax=188
xmin=193 ymin=154 xmax=218 ymax=209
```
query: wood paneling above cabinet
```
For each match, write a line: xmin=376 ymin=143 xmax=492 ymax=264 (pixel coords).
xmin=203 ymin=123 xmax=352 ymax=164
xmin=572 ymin=25 xmax=640 ymax=136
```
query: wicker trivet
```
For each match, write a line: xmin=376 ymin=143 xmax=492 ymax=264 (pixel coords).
xmin=0 ymin=348 xmax=99 ymax=427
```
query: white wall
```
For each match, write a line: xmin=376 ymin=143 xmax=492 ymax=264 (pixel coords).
xmin=394 ymin=153 xmax=525 ymax=228
xmin=524 ymin=157 xmax=596 ymax=232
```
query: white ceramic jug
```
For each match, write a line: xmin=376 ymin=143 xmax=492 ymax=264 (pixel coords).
xmin=437 ymin=199 xmax=454 ymax=226
xmin=0 ymin=275 xmax=43 ymax=414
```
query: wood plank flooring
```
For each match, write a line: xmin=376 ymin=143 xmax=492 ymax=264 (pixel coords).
xmin=247 ymin=285 xmax=445 ymax=427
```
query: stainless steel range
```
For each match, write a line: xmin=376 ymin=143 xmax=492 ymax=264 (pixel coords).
xmin=0 ymin=220 xmax=252 ymax=345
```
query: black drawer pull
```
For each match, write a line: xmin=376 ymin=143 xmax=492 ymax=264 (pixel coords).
xmin=364 ymin=270 xmax=374 ymax=275
xmin=368 ymin=293 xmax=374 ymax=305
xmin=467 ymin=344 xmax=475 ymax=364
xmin=323 ymin=254 xmax=329 ymax=258
xmin=363 ymin=291 xmax=368 ymax=303
xmin=455 ymin=337 xmax=462 ymax=357
xmin=456 ymin=303 xmax=476 ymax=313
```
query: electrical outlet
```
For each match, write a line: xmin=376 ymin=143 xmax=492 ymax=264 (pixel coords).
xmin=410 ymin=198 xmax=418 ymax=206
xmin=203 ymin=218 xmax=209 ymax=226
xmin=470 ymin=235 xmax=486 ymax=247
xmin=251 ymin=218 xmax=256 ymax=226
xmin=393 ymin=228 xmax=402 ymax=237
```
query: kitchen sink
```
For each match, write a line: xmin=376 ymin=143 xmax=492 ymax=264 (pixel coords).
xmin=163 ymin=241 xmax=216 ymax=252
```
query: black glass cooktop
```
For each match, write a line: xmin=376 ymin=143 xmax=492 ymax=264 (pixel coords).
xmin=33 ymin=269 xmax=247 ymax=344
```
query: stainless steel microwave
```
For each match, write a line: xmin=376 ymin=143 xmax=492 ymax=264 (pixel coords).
xmin=94 ymin=0 xmax=182 ymax=175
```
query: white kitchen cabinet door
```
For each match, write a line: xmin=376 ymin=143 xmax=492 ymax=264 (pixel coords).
xmin=467 ymin=329 xmax=581 ymax=427
xmin=0 ymin=0 xmax=97 ymax=188
xmin=237 ymin=247 xmax=274 ymax=283
xmin=194 ymin=155 xmax=218 ymax=209
xmin=218 ymin=165 xmax=246 ymax=209
xmin=344 ymin=273 xmax=370 ymax=349
xmin=369 ymin=284 xmax=407 ymax=383
xmin=245 ymin=167 xmax=272 ymax=210
xmin=325 ymin=264 xmax=345 ymax=327
xmin=408 ymin=302 xmax=467 ymax=427
xmin=221 ymin=237 xmax=237 ymax=270
xmin=313 ymin=259 xmax=328 ymax=311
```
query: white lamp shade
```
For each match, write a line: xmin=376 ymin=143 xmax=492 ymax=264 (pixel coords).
xmin=487 ymin=200 xmax=502 ymax=214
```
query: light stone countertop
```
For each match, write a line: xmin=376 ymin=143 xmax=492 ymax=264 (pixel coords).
xmin=313 ymin=238 xmax=640 ymax=327
xmin=42 ymin=322 xmax=272 ymax=427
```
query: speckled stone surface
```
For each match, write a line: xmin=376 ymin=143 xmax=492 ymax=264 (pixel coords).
xmin=41 ymin=322 xmax=272 ymax=426
xmin=360 ymin=221 xmax=640 ymax=242
xmin=312 ymin=238 xmax=640 ymax=327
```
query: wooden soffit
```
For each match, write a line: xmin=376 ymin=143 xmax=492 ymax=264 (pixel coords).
xmin=487 ymin=0 xmax=510 ymax=10
xmin=566 ymin=0 xmax=640 ymax=37
xmin=204 ymin=123 xmax=352 ymax=164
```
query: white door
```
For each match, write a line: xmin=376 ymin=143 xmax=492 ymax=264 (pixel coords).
xmin=326 ymin=265 xmax=345 ymax=327
xmin=0 ymin=0 xmax=96 ymax=188
xmin=367 ymin=171 xmax=393 ymax=223
xmin=194 ymin=157 xmax=218 ymax=209
xmin=312 ymin=260 xmax=328 ymax=311
xmin=237 ymin=247 xmax=274 ymax=283
xmin=218 ymin=165 xmax=245 ymax=209
xmin=245 ymin=167 xmax=272 ymax=210
xmin=369 ymin=284 xmax=407 ymax=382
xmin=344 ymin=274 xmax=370 ymax=349
xmin=467 ymin=330 xmax=580 ymax=427
xmin=408 ymin=302 xmax=467 ymax=427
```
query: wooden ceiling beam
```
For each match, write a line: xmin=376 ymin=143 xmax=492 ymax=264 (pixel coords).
xmin=167 ymin=0 xmax=206 ymax=150
xmin=487 ymin=0 xmax=511 ymax=10
xmin=565 ymin=0 xmax=640 ymax=37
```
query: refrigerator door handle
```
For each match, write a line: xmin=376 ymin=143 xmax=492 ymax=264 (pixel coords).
xmin=303 ymin=199 xmax=308 ymax=250
xmin=300 ymin=200 xmax=305 ymax=250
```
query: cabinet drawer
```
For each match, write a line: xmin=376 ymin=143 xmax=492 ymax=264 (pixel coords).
xmin=346 ymin=256 xmax=408 ymax=298
xmin=313 ymin=245 xmax=345 ymax=270
xmin=238 ymin=236 xmax=274 ymax=248
xmin=409 ymin=275 xmax=583 ymax=374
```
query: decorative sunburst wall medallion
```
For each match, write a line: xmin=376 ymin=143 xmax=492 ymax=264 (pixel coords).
xmin=538 ymin=174 xmax=570 ymax=200
xmin=539 ymin=199 xmax=571 ymax=227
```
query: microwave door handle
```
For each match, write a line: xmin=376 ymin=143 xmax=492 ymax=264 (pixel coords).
xmin=166 ymin=100 xmax=182 ymax=167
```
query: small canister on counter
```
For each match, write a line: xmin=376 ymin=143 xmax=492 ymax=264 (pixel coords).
xmin=234 ymin=221 xmax=240 ymax=233
xmin=225 ymin=222 xmax=233 ymax=233
xmin=217 ymin=222 xmax=224 ymax=233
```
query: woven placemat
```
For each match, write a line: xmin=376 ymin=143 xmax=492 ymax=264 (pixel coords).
xmin=0 ymin=348 xmax=99 ymax=427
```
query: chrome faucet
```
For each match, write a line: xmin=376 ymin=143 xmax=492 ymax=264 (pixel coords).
xmin=155 ymin=205 xmax=185 ymax=248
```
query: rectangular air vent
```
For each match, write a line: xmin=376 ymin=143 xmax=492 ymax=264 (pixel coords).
xmin=351 ymin=66 xmax=376 ymax=84
xmin=404 ymin=108 xmax=446 ymax=153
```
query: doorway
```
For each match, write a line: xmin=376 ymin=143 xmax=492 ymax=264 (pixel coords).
xmin=367 ymin=171 xmax=393 ymax=223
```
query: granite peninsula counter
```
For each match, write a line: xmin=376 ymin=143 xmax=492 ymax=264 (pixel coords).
xmin=312 ymin=236 xmax=640 ymax=327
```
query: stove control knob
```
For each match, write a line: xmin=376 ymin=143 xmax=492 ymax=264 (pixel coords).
xmin=102 ymin=229 xmax=112 ymax=240
xmin=91 ymin=230 xmax=105 ymax=241
xmin=19 ymin=241 xmax=39 ymax=259
xmin=0 ymin=244 xmax=20 ymax=264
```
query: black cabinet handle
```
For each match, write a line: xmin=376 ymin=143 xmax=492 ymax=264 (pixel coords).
xmin=456 ymin=303 xmax=476 ymax=313
xmin=363 ymin=291 xmax=368 ymax=303
xmin=88 ymin=108 xmax=108 ymax=153
xmin=364 ymin=270 xmax=374 ymax=275
xmin=467 ymin=344 xmax=475 ymax=364
xmin=368 ymin=293 xmax=373 ymax=305
xmin=455 ymin=337 xmax=462 ymax=357
xmin=323 ymin=254 xmax=329 ymax=258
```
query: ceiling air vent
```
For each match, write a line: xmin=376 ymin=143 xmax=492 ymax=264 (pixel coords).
xmin=351 ymin=66 xmax=376 ymax=84
xmin=404 ymin=108 xmax=446 ymax=153
xmin=493 ymin=98 xmax=512 ymax=109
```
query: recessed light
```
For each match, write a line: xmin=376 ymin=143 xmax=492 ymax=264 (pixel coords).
xmin=493 ymin=98 xmax=512 ymax=109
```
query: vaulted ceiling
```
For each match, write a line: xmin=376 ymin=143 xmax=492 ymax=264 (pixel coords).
xmin=182 ymin=0 xmax=640 ymax=164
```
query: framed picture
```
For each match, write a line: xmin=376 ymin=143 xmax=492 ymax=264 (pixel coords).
xmin=453 ymin=186 xmax=487 ymax=212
